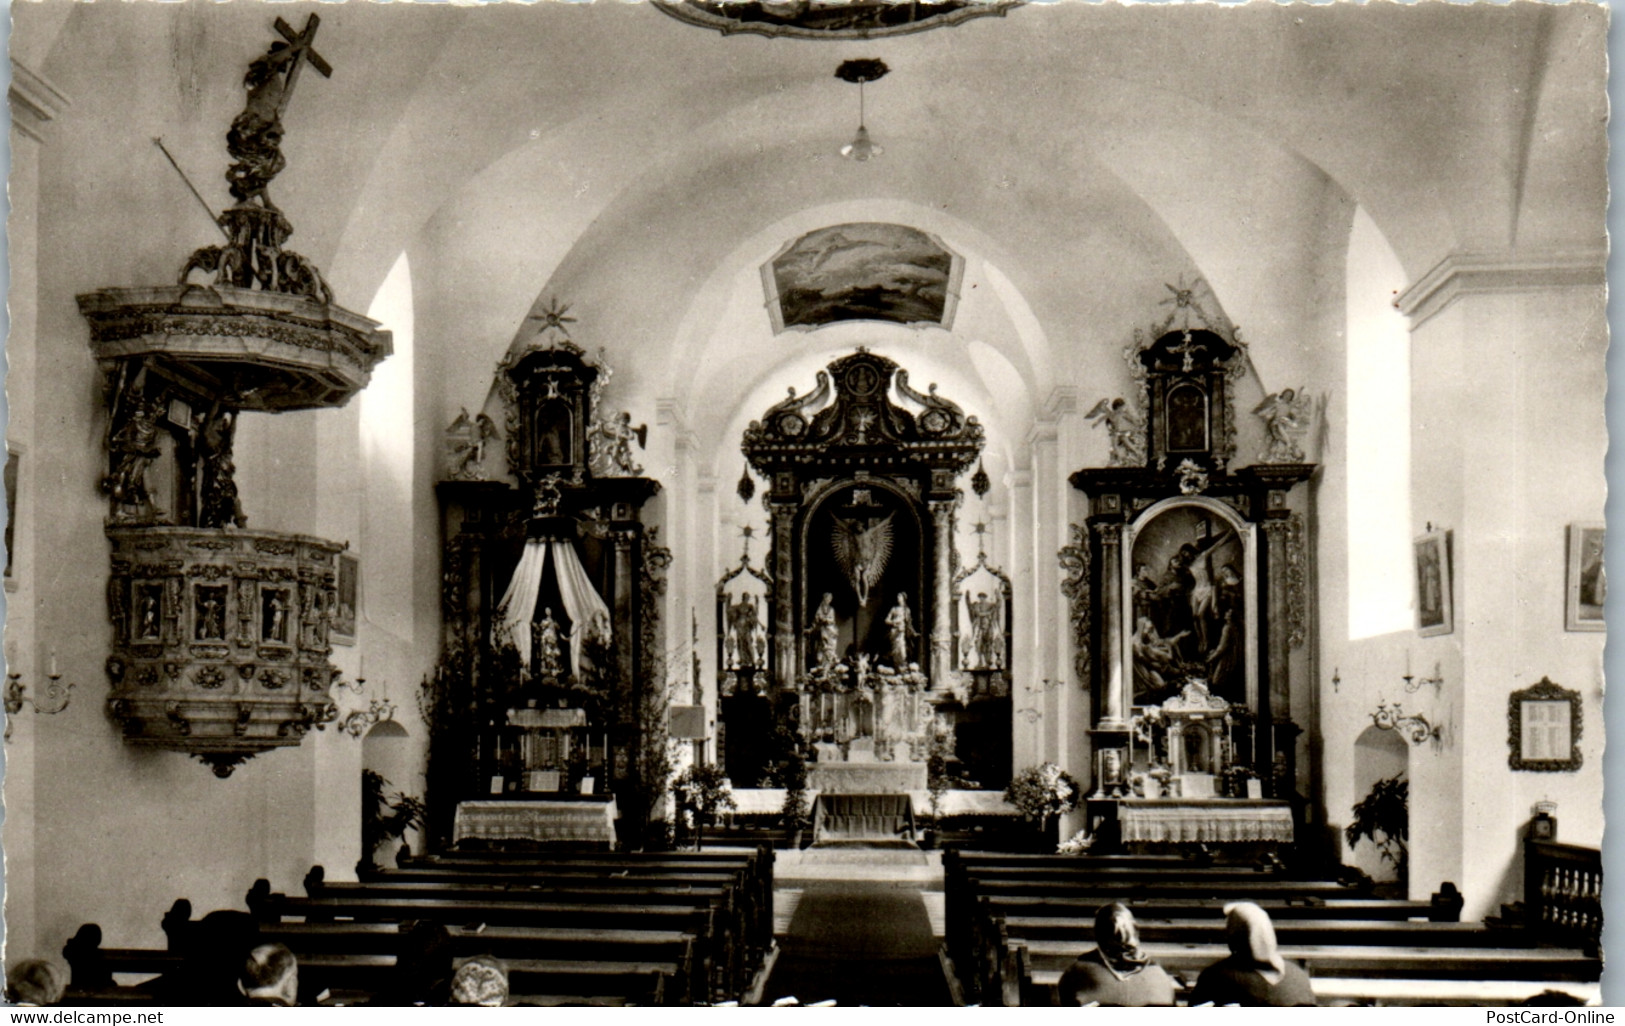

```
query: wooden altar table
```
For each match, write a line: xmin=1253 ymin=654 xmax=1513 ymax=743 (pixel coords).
xmin=453 ymin=798 xmax=619 ymax=847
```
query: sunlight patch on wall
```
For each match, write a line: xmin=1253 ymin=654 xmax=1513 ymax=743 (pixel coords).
xmin=362 ymin=253 xmax=415 ymax=485
xmin=361 ymin=252 xmax=416 ymax=639
xmin=1346 ymin=207 xmax=1411 ymax=640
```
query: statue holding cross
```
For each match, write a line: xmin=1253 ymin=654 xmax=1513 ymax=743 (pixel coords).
xmin=226 ymin=15 xmax=332 ymax=208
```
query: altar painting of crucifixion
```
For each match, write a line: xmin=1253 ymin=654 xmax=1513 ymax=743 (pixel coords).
xmin=1127 ymin=503 xmax=1250 ymax=709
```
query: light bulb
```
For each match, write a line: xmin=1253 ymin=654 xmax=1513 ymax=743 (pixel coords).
xmin=841 ymin=125 xmax=882 ymax=162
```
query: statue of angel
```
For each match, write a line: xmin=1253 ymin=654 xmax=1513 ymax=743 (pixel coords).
xmin=1254 ymin=388 xmax=1312 ymax=463
xmin=588 ymin=411 xmax=647 ymax=477
xmin=831 ymin=513 xmax=894 ymax=607
xmin=446 ymin=408 xmax=499 ymax=480
xmin=1086 ymin=397 xmax=1147 ymax=467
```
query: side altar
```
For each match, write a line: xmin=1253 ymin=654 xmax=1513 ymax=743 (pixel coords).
xmin=1066 ymin=292 xmax=1315 ymax=856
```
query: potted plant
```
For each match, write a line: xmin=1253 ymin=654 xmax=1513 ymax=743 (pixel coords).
xmin=672 ymin=763 xmax=738 ymax=852
xmin=1346 ymin=773 xmax=1408 ymax=888
xmin=1004 ymin=761 xmax=1081 ymax=851
xmin=360 ymin=769 xmax=427 ymax=873
xmin=921 ymin=728 xmax=953 ymax=848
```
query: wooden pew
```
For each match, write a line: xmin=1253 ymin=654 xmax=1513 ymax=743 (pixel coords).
xmin=67 ymin=917 xmax=686 ymax=1007
xmin=1013 ymin=938 xmax=1601 ymax=1007
xmin=253 ymin=887 xmax=735 ymax=1002
xmin=393 ymin=846 xmax=775 ymax=960
xmin=352 ymin=861 xmax=771 ymax=964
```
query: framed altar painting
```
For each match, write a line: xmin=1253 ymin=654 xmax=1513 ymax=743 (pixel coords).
xmin=1414 ymin=529 xmax=1452 ymax=637
xmin=332 ymin=553 xmax=359 ymax=645
xmin=1565 ymin=523 xmax=1605 ymax=632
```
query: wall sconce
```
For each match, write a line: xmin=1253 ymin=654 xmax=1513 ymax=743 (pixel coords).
xmin=5 ymin=654 xmax=76 ymax=742
xmin=329 ymin=672 xmax=395 ymax=738
xmin=1371 ymin=701 xmax=1440 ymax=747
xmin=1403 ymin=657 xmax=1443 ymax=694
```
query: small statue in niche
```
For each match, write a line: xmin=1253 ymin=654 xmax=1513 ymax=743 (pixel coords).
xmin=807 ymin=592 xmax=840 ymax=672
xmin=446 ymin=408 xmax=499 ymax=481
xmin=262 ymin=590 xmax=289 ymax=643
xmin=587 ymin=411 xmax=647 ymax=477
xmin=1253 ymin=387 xmax=1313 ymax=463
xmin=727 ymin=593 xmax=763 ymax=670
xmin=535 ymin=606 xmax=565 ymax=681
xmin=962 ymin=590 xmax=1002 ymax=670
xmin=886 ymin=593 xmax=917 ymax=670
xmin=1085 ymin=397 xmax=1147 ymax=467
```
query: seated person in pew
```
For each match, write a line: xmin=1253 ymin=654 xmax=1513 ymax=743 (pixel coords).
xmin=7 ymin=959 xmax=68 ymax=1006
xmin=449 ymin=956 xmax=510 ymax=1008
xmin=238 ymin=944 xmax=299 ymax=1007
xmin=1056 ymin=904 xmax=1175 ymax=1007
xmin=150 ymin=910 xmax=262 ymax=1006
xmin=1190 ymin=902 xmax=1315 ymax=1007
xmin=367 ymin=921 xmax=454 ymax=1007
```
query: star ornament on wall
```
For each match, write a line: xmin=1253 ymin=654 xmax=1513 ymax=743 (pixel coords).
xmin=529 ymin=297 xmax=577 ymax=340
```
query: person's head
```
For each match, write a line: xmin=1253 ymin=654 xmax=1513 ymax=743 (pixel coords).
xmin=1092 ymin=903 xmax=1149 ymax=975
xmin=239 ymin=943 xmax=298 ymax=1006
xmin=1135 ymin=563 xmax=1154 ymax=584
xmin=449 ymin=955 xmax=509 ymax=1007
xmin=1223 ymin=902 xmax=1285 ymax=975
xmin=6 ymin=959 xmax=66 ymax=1006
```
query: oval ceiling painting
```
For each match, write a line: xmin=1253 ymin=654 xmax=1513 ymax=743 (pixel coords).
xmin=764 ymin=223 xmax=963 ymax=334
xmin=656 ymin=1 xmax=1022 ymax=40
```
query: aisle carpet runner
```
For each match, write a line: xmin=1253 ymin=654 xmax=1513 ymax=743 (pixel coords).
xmin=759 ymin=878 xmax=952 ymax=1007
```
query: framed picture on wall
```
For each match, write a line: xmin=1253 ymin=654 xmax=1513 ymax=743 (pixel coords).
xmin=1414 ymin=528 xmax=1452 ymax=637
xmin=1565 ymin=523 xmax=1605 ymax=632
xmin=332 ymin=553 xmax=359 ymax=645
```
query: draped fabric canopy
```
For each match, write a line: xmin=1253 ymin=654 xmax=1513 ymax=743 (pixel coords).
xmin=494 ymin=537 xmax=611 ymax=678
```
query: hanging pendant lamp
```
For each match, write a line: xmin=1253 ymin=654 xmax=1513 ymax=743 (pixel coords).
xmin=836 ymin=58 xmax=890 ymax=161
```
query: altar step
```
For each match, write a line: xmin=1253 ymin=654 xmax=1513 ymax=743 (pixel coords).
xmin=775 ymin=846 xmax=944 ymax=883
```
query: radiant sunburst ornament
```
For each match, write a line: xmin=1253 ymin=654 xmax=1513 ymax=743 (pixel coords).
xmin=836 ymin=59 xmax=890 ymax=162
xmin=529 ymin=296 xmax=577 ymax=340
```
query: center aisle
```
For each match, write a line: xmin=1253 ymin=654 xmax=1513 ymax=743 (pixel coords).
xmin=756 ymin=847 xmax=952 ymax=1007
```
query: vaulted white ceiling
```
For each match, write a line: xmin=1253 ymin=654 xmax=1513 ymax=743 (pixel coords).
xmin=22 ymin=0 xmax=1606 ymax=466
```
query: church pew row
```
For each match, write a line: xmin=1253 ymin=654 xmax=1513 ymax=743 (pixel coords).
xmin=394 ymin=845 xmax=775 ymax=955
xmin=286 ymin=873 xmax=752 ymax=997
xmin=252 ymin=888 xmax=738 ymax=1003
xmin=1009 ymin=939 xmax=1601 ymax=1007
xmin=365 ymin=853 xmax=773 ymax=962
xmin=946 ymin=876 xmax=1379 ymax=979
xmin=959 ymin=893 xmax=1471 ymax=1004
xmin=67 ymin=902 xmax=698 ymax=1007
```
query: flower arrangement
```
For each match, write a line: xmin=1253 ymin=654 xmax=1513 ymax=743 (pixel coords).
xmin=672 ymin=763 xmax=738 ymax=851
xmin=1004 ymin=761 xmax=1081 ymax=830
xmin=1057 ymin=828 xmax=1096 ymax=855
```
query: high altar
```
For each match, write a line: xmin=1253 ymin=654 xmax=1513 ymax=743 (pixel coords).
xmin=728 ymin=350 xmax=995 ymax=793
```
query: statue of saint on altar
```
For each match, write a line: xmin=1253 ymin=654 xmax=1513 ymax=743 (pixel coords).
xmin=808 ymin=592 xmax=840 ymax=672
xmin=535 ymin=606 xmax=564 ymax=680
xmin=886 ymin=593 xmax=916 ymax=669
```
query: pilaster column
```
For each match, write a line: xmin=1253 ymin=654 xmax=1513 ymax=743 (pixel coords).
xmin=770 ymin=501 xmax=796 ymax=689
xmin=929 ymin=498 xmax=956 ymax=685
xmin=1093 ymin=520 xmax=1127 ymax=729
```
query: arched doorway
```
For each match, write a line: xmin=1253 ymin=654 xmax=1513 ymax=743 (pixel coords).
xmin=1349 ymin=724 xmax=1408 ymax=884
xmin=361 ymin=720 xmax=418 ymax=870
